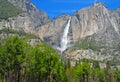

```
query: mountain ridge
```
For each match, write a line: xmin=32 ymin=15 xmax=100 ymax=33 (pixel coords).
xmin=0 ymin=0 xmax=120 ymax=62
xmin=7 ymin=0 xmax=50 ymax=27
xmin=37 ymin=2 xmax=120 ymax=61
xmin=38 ymin=2 xmax=120 ymax=47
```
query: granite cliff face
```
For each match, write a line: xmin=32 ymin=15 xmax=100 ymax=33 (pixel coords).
xmin=39 ymin=3 xmax=120 ymax=47
xmin=0 ymin=0 xmax=50 ymax=35
xmin=8 ymin=0 xmax=50 ymax=27
xmin=71 ymin=3 xmax=120 ymax=47
xmin=0 ymin=13 xmax=35 ymax=33
xmin=38 ymin=3 xmax=120 ymax=61
xmin=65 ymin=3 xmax=120 ymax=61
xmin=38 ymin=15 xmax=70 ymax=47
xmin=0 ymin=1 xmax=120 ymax=61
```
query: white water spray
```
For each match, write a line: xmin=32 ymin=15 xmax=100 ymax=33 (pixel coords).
xmin=60 ymin=17 xmax=71 ymax=53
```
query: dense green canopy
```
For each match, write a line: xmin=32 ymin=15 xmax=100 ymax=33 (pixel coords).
xmin=0 ymin=36 xmax=120 ymax=82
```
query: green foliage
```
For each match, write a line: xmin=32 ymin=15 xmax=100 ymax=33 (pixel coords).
xmin=0 ymin=36 xmax=120 ymax=82
xmin=93 ymin=61 xmax=100 ymax=69
xmin=0 ymin=0 xmax=23 ymax=19
xmin=108 ymin=60 xmax=120 ymax=66
xmin=27 ymin=43 xmax=65 ymax=82
xmin=93 ymin=68 xmax=106 ymax=82
xmin=74 ymin=62 xmax=90 ymax=82
xmin=0 ymin=28 xmax=38 ymax=39
xmin=65 ymin=67 xmax=74 ymax=82
xmin=0 ymin=36 xmax=65 ymax=82
xmin=114 ymin=70 xmax=120 ymax=82
xmin=0 ymin=28 xmax=26 ymax=35
xmin=74 ymin=36 xmax=101 ymax=51
xmin=0 ymin=36 xmax=26 ymax=81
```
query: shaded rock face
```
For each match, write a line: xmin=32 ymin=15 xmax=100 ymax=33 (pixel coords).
xmin=63 ymin=3 xmax=120 ymax=61
xmin=0 ymin=0 xmax=50 ymax=35
xmin=71 ymin=3 xmax=120 ymax=47
xmin=0 ymin=13 xmax=35 ymax=34
xmin=8 ymin=0 xmax=50 ymax=27
xmin=8 ymin=13 xmax=35 ymax=33
xmin=37 ymin=2 xmax=120 ymax=62
xmin=0 ymin=1 xmax=120 ymax=61
xmin=38 ymin=2 xmax=120 ymax=48
xmin=38 ymin=15 xmax=70 ymax=47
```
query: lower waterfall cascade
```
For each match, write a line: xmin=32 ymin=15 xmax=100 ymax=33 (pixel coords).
xmin=60 ymin=17 xmax=71 ymax=53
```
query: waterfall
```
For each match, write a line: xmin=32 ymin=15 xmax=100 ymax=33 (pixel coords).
xmin=60 ymin=17 xmax=71 ymax=53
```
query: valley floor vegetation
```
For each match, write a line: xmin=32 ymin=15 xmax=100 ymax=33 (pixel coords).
xmin=0 ymin=36 xmax=120 ymax=82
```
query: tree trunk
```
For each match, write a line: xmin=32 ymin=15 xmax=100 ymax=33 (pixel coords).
xmin=17 ymin=70 xmax=20 ymax=82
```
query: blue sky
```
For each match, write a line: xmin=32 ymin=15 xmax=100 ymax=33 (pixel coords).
xmin=31 ymin=0 xmax=120 ymax=18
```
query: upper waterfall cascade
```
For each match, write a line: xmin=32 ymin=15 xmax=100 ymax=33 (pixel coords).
xmin=60 ymin=17 xmax=71 ymax=53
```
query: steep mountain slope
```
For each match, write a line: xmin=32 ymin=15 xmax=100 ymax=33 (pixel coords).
xmin=0 ymin=0 xmax=22 ymax=19
xmin=38 ymin=2 xmax=120 ymax=61
xmin=39 ymin=2 xmax=120 ymax=47
xmin=0 ymin=0 xmax=50 ymax=34
xmin=8 ymin=0 xmax=50 ymax=27
xmin=71 ymin=3 xmax=120 ymax=47
xmin=66 ymin=3 xmax=120 ymax=62
xmin=0 ymin=0 xmax=120 ymax=62
xmin=38 ymin=15 xmax=70 ymax=47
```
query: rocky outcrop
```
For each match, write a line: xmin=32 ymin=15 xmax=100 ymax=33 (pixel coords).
xmin=0 ymin=13 xmax=35 ymax=33
xmin=8 ymin=0 xmax=50 ymax=27
xmin=66 ymin=3 xmax=120 ymax=61
xmin=37 ymin=2 xmax=120 ymax=61
xmin=38 ymin=2 xmax=120 ymax=48
xmin=64 ymin=48 xmax=120 ymax=61
xmin=0 ymin=0 xmax=51 ymax=36
xmin=1 ymin=1 xmax=120 ymax=62
xmin=38 ymin=15 xmax=70 ymax=47
xmin=71 ymin=2 xmax=120 ymax=47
